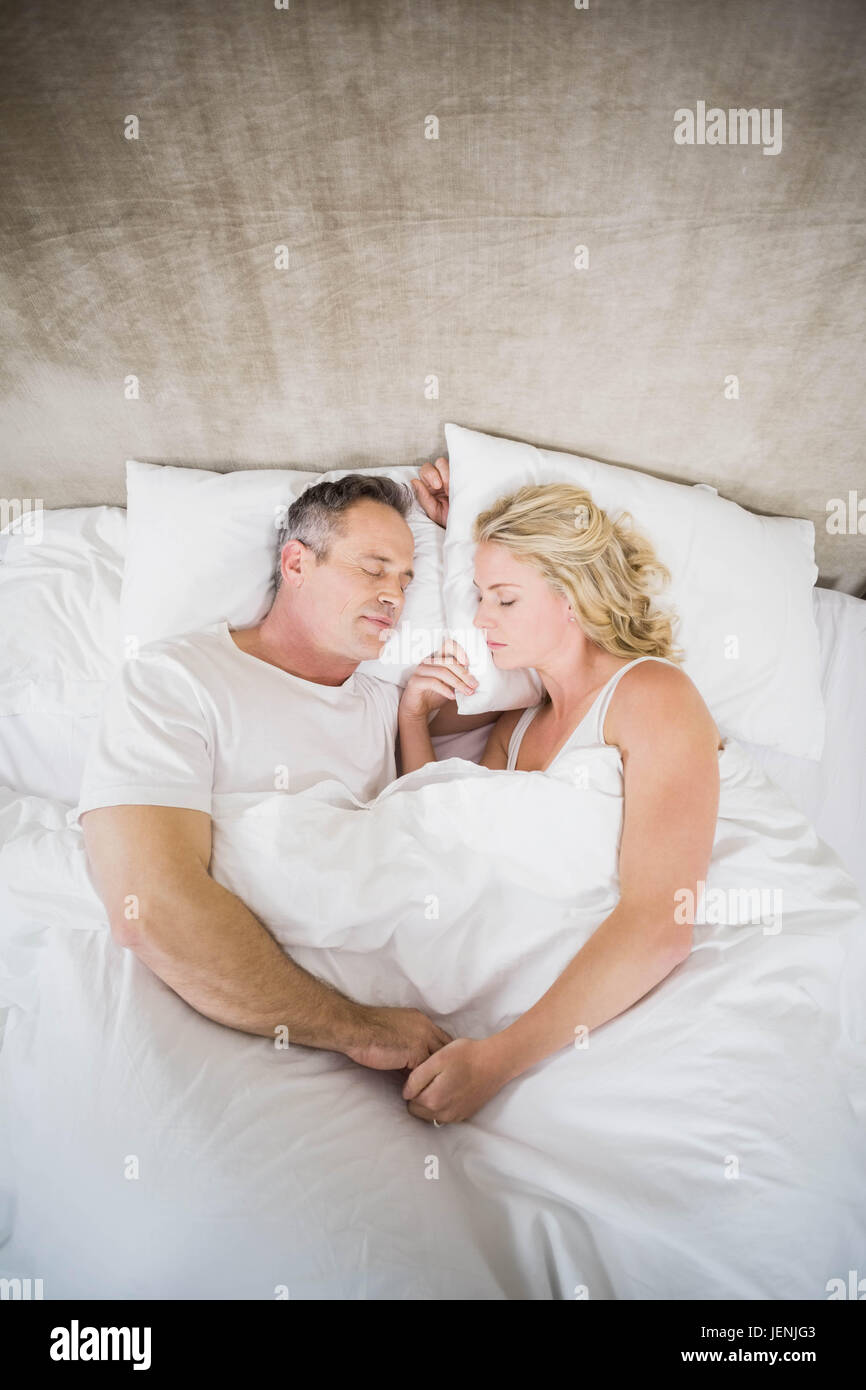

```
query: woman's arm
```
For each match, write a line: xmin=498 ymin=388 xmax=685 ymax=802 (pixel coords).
xmin=403 ymin=662 xmax=722 ymax=1122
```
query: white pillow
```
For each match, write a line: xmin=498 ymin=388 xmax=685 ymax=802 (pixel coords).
xmin=0 ymin=506 xmax=126 ymax=715
xmin=442 ymin=423 xmax=825 ymax=761
xmin=120 ymin=461 xmax=445 ymax=685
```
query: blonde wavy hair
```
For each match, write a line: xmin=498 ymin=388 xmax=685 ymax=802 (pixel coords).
xmin=472 ymin=483 xmax=683 ymax=668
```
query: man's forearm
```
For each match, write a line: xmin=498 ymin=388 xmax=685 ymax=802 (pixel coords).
xmin=119 ymin=869 xmax=365 ymax=1049
xmin=397 ymin=710 xmax=437 ymax=773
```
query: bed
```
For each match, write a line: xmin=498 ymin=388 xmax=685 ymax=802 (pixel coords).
xmin=0 ymin=498 xmax=863 ymax=1300
xmin=2 ymin=0 xmax=865 ymax=1304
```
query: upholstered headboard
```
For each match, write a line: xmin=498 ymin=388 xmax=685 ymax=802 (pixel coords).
xmin=1 ymin=0 xmax=864 ymax=592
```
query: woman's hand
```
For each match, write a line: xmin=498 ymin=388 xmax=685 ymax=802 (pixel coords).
xmin=399 ymin=639 xmax=478 ymax=723
xmin=402 ymin=1036 xmax=512 ymax=1124
xmin=411 ymin=455 xmax=450 ymax=528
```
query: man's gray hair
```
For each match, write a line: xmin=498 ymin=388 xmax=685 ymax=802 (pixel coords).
xmin=274 ymin=473 xmax=413 ymax=589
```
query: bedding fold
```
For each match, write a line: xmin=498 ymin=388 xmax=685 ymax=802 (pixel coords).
xmin=0 ymin=741 xmax=864 ymax=1298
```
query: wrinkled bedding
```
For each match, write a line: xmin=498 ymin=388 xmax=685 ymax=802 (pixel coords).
xmin=0 ymin=736 xmax=863 ymax=1299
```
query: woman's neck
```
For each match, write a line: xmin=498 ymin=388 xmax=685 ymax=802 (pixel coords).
xmin=537 ymin=647 xmax=639 ymax=722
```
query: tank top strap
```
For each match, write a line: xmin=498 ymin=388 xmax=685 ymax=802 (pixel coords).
xmin=506 ymin=655 xmax=677 ymax=771
xmin=590 ymin=655 xmax=677 ymax=746
xmin=505 ymin=705 xmax=542 ymax=771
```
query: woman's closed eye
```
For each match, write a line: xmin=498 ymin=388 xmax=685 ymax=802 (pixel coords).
xmin=474 ymin=592 xmax=516 ymax=606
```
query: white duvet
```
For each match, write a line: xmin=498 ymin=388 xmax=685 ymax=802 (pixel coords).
xmin=0 ymin=739 xmax=864 ymax=1299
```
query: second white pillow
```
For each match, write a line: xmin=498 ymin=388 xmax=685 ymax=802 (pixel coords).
xmin=442 ymin=423 xmax=825 ymax=761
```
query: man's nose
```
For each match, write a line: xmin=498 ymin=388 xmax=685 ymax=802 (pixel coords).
xmin=377 ymin=582 xmax=402 ymax=610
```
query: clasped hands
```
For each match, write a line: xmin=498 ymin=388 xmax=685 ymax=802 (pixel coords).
xmin=402 ymin=1034 xmax=512 ymax=1126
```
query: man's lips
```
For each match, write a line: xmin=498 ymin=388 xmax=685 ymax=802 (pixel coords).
xmin=362 ymin=615 xmax=394 ymax=630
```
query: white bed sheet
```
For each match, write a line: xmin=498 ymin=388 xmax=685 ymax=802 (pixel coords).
xmin=1 ymin=739 xmax=863 ymax=1301
xmin=0 ymin=585 xmax=863 ymax=1300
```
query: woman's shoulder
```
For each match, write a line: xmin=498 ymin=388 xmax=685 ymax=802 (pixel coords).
xmin=605 ymin=658 xmax=721 ymax=747
xmin=619 ymin=655 xmax=689 ymax=688
xmin=608 ymin=656 xmax=702 ymax=711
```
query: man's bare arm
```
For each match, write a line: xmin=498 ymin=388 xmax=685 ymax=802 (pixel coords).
xmin=427 ymin=706 xmax=501 ymax=736
xmin=82 ymin=804 xmax=450 ymax=1067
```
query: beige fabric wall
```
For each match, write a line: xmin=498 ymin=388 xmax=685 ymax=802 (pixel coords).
xmin=1 ymin=0 xmax=864 ymax=591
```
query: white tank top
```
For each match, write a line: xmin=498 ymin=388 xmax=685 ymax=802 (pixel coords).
xmin=506 ymin=655 xmax=678 ymax=772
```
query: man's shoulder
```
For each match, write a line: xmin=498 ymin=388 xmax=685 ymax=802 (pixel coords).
xmin=128 ymin=623 xmax=227 ymax=667
xmin=113 ymin=624 xmax=229 ymax=702
xmin=353 ymin=671 xmax=401 ymax=714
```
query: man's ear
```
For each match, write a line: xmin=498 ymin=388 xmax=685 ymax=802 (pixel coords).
xmin=279 ymin=538 xmax=307 ymax=588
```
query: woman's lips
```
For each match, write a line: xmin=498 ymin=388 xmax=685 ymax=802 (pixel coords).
xmin=486 ymin=639 xmax=506 ymax=648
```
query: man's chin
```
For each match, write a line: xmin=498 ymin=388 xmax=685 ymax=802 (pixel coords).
xmin=355 ymin=628 xmax=392 ymax=661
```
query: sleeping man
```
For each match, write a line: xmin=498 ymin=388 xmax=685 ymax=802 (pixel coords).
xmin=78 ymin=462 xmax=491 ymax=1075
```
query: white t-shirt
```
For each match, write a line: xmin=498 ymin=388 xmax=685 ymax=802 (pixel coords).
xmin=73 ymin=622 xmax=401 ymax=824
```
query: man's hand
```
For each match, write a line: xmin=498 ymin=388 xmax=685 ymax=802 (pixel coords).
xmin=399 ymin=638 xmax=477 ymax=722
xmin=82 ymin=805 xmax=450 ymax=1065
xmin=344 ymin=1006 xmax=453 ymax=1071
xmin=411 ymin=455 xmax=450 ymax=528
xmin=402 ymin=1036 xmax=512 ymax=1123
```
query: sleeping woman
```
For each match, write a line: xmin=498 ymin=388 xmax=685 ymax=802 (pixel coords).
xmin=397 ymin=480 xmax=725 ymax=1125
